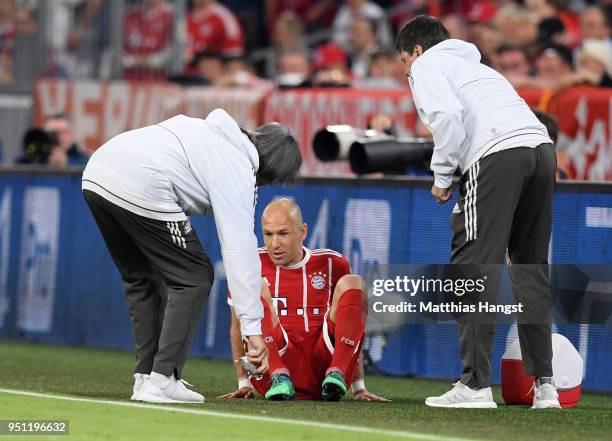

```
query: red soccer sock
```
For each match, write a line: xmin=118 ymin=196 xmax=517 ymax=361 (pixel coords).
xmin=327 ymin=289 xmax=366 ymax=379
xmin=261 ymin=299 xmax=289 ymax=376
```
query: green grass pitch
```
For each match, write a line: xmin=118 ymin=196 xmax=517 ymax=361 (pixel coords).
xmin=0 ymin=341 xmax=610 ymax=441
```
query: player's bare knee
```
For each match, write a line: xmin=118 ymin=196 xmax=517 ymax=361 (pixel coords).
xmin=337 ymin=274 xmax=363 ymax=292
xmin=334 ymin=274 xmax=365 ymax=298
xmin=330 ymin=275 xmax=366 ymax=323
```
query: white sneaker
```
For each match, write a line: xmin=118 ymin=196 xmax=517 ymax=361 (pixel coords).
xmin=425 ymin=382 xmax=497 ymax=408
xmin=130 ymin=373 xmax=149 ymax=401
xmin=138 ymin=372 xmax=205 ymax=404
xmin=531 ymin=382 xmax=561 ymax=409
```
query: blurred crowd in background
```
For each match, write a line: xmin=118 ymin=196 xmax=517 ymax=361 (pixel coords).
xmin=1 ymin=0 xmax=611 ymax=169
xmin=0 ymin=0 xmax=610 ymax=90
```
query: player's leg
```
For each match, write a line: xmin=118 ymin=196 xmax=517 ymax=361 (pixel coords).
xmin=508 ymin=143 xmax=559 ymax=409
xmin=260 ymin=281 xmax=289 ymax=372
xmin=83 ymin=190 xmax=166 ymax=399
xmin=260 ymin=280 xmax=280 ymax=327
xmin=321 ymin=274 xmax=367 ymax=401
xmin=260 ymin=281 xmax=295 ymax=400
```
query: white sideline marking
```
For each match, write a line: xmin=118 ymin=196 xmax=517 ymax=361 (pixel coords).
xmin=0 ymin=388 xmax=480 ymax=441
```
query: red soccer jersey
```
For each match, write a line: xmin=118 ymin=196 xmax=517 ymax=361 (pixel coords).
xmin=123 ymin=3 xmax=173 ymax=56
xmin=261 ymin=247 xmax=350 ymax=337
xmin=187 ymin=3 xmax=244 ymax=57
xmin=229 ymin=247 xmax=351 ymax=340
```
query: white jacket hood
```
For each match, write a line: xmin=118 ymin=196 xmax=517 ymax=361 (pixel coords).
xmin=424 ymin=39 xmax=481 ymax=63
xmin=205 ymin=108 xmax=259 ymax=174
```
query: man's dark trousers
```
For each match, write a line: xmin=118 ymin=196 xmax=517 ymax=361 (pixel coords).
xmin=450 ymin=143 xmax=556 ymax=389
xmin=83 ymin=190 xmax=214 ymax=378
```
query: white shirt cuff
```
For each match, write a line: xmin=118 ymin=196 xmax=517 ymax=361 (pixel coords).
xmin=434 ymin=173 xmax=453 ymax=189
xmin=240 ymin=318 xmax=262 ymax=337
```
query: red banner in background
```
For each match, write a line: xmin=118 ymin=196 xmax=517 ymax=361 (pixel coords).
xmin=516 ymin=87 xmax=546 ymax=108
xmin=548 ymin=87 xmax=612 ymax=181
xmin=263 ymin=88 xmax=418 ymax=175
xmin=33 ymin=80 xmax=269 ymax=152
xmin=31 ymin=80 xmax=612 ymax=180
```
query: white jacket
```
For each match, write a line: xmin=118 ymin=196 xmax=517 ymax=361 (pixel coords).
xmin=409 ymin=39 xmax=552 ymax=188
xmin=82 ymin=109 xmax=263 ymax=336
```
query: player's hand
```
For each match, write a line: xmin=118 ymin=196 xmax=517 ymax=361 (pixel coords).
xmin=431 ymin=185 xmax=452 ymax=204
xmin=352 ymin=388 xmax=391 ymax=402
xmin=217 ymin=387 xmax=255 ymax=399
xmin=246 ymin=335 xmax=269 ymax=374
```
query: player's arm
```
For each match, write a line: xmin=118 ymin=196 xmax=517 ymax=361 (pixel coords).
xmin=351 ymin=354 xmax=391 ymax=402
xmin=218 ymin=305 xmax=255 ymax=399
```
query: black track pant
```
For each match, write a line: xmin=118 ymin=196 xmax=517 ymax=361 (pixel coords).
xmin=450 ymin=144 xmax=556 ymax=388
xmin=84 ymin=190 xmax=214 ymax=378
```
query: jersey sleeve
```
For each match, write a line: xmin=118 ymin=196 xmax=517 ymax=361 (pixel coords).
xmin=337 ymin=255 xmax=351 ymax=276
xmin=332 ymin=254 xmax=352 ymax=289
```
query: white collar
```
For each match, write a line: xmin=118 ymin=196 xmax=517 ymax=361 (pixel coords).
xmin=281 ymin=247 xmax=311 ymax=269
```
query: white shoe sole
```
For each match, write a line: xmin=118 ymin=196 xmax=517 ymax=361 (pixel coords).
xmin=531 ymin=400 xmax=561 ymax=409
xmin=138 ymin=392 xmax=200 ymax=404
xmin=130 ymin=393 xmax=141 ymax=401
xmin=425 ymin=399 xmax=498 ymax=409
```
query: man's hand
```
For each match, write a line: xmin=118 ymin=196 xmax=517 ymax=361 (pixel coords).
xmin=217 ymin=386 xmax=255 ymax=399
xmin=352 ymin=387 xmax=391 ymax=402
xmin=369 ymin=114 xmax=393 ymax=133
xmin=246 ymin=335 xmax=269 ymax=374
xmin=48 ymin=147 xmax=68 ymax=168
xmin=431 ymin=185 xmax=452 ymax=204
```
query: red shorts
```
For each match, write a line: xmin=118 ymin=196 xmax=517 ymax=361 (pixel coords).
xmin=250 ymin=313 xmax=362 ymax=400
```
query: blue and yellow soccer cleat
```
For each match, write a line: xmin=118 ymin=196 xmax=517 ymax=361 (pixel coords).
xmin=321 ymin=370 xmax=347 ymax=402
xmin=265 ymin=373 xmax=296 ymax=401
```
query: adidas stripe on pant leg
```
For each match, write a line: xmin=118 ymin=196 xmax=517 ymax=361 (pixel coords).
xmin=450 ymin=144 xmax=556 ymax=388
xmin=84 ymin=190 xmax=214 ymax=379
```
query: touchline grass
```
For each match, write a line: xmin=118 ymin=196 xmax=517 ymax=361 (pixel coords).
xmin=0 ymin=341 xmax=610 ymax=441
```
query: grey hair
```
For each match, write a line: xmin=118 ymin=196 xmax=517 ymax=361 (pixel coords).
xmin=242 ymin=123 xmax=302 ymax=186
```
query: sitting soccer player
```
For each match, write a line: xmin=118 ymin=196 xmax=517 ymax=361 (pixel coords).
xmin=220 ymin=198 xmax=388 ymax=401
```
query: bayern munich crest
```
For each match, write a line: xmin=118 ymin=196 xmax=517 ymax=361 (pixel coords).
xmin=310 ymin=274 xmax=326 ymax=289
